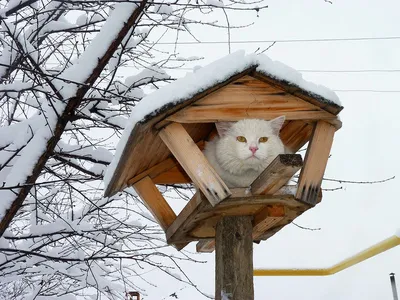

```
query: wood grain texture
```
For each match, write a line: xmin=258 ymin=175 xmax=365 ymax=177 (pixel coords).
xmin=166 ymin=106 xmax=339 ymax=124
xmin=127 ymin=157 xmax=177 ymax=186
xmin=161 ymin=75 xmax=341 ymax=127
xmin=295 ymin=121 xmax=336 ymax=205
xmin=166 ymin=192 xmax=207 ymax=250
xmin=196 ymin=239 xmax=215 ymax=253
xmin=159 ymin=122 xmax=231 ymax=206
xmin=250 ymin=154 xmax=303 ymax=241
xmin=152 ymin=166 xmax=191 ymax=184
xmin=252 ymin=206 xmax=285 ymax=240
xmin=251 ymin=72 xmax=343 ymax=115
xmin=106 ymin=70 xmax=342 ymax=198
xmin=251 ymin=154 xmax=303 ymax=195
xmin=215 ymin=216 xmax=254 ymax=300
xmin=168 ymin=190 xmax=307 ymax=247
xmin=195 ymin=155 xmax=304 ymax=252
xmin=133 ymin=176 xmax=176 ymax=231
xmin=106 ymin=123 xmax=211 ymax=196
xmin=280 ymin=120 xmax=313 ymax=153
xmin=126 ymin=140 xmax=206 ymax=186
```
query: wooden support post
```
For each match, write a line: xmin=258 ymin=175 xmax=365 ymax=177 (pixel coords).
xmin=215 ymin=216 xmax=254 ymax=300
xmin=159 ymin=122 xmax=231 ymax=206
xmin=295 ymin=121 xmax=336 ymax=205
xmin=133 ymin=176 xmax=176 ymax=231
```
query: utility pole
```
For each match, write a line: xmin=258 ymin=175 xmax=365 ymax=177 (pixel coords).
xmin=390 ymin=273 xmax=399 ymax=300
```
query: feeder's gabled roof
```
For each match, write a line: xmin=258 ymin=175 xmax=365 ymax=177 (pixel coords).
xmin=104 ymin=50 xmax=343 ymax=196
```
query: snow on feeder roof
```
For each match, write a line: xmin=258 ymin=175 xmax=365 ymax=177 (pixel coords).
xmin=103 ymin=50 xmax=343 ymax=252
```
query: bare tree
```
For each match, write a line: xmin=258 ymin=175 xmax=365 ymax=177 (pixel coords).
xmin=0 ymin=0 xmax=266 ymax=299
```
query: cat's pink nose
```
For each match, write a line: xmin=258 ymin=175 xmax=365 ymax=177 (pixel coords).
xmin=249 ymin=146 xmax=258 ymax=154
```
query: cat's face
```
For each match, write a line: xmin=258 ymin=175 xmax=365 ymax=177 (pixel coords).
xmin=215 ymin=117 xmax=285 ymax=170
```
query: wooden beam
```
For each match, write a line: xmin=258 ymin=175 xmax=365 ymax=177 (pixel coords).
xmin=215 ymin=216 xmax=254 ymax=300
xmin=172 ymin=191 xmax=306 ymax=247
xmin=255 ymin=208 xmax=303 ymax=241
xmin=251 ymin=154 xmax=303 ymax=195
xmin=159 ymin=122 xmax=231 ymax=206
xmin=164 ymin=105 xmax=341 ymax=128
xmin=252 ymin=206 xmax=285 ymax=240
xmin=250 ymin=154 xmax=303 ymax=241
xmin=126 ymin=140 xmax=206 ymax=186
xmin=196 ymin=239 xmax=215 ymax=253
xmin=280 ymin=121 xmax=314 ymax=153
xmin=133 ymin=176 xmax=176 ymax=231
xmin=152 ymin=166 xmax=191 ymax=184
xmin=295 ymin=121 xmax=336 ymax=205
xmin=166 ymin=192 xmax=207 ymax=250
xmin=127 ymin=158 xmax=177 ymax=186
xmin=251 ymin=71 xmax=343 ymax=116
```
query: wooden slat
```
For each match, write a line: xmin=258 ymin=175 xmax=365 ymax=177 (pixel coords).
xmin=165 ymin=106 xmax=340 ymax=126
xmin=127 ymin=157 xmax=177 ymax=186
xmin=196 ymin=155 xmax=304 ymax=252
xmin=295 ymin=121 xmax=336 ymax=205
xmin=195 ymin=75 xmax=285 ymax=106
xmin=106 ymin=120 xmax=212 ymax=197
xmin=169 ymin=191 xmax=306 ymax=246
xmin=280 ymin=120 xmax=313 ymax=153
xmin=251 ymin=72 xmax=343 ymax=115
xmin=166 ymin=192 xmax=207 ymax=250
xmin=285 ymin=123 xmax=314 ymax=153
xmin=255 ymin=208 xmax=302 ymax=241
xmin=152 ymin=166 xmax=191 ymax=184
xmin=109 ymin=126 xmax=169 ymax=196
xmin=133 ymin=176 xmax=176 ymax=231
xmin=106 ymin=70 xmax=343 ymax=198
xmin=126 ymin=140 xmax=206 ymax=186
xmin=159 ymin=122 xmax=231 ymax=206
xmin=198 ymin=193 xmax=305 ymax=216
xmin=196 ymin=239 xmax=216 ymax=253
xmin=250 ymin=154 xmax=303 ymax=240
xmin=252 ymin=206 xmax=285 ymax=240
xmin=251 ymin=154 xmax=303 ymax=195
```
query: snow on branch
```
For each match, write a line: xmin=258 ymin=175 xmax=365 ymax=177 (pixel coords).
xmin=0 ymin=0 xmax=148 ymax=233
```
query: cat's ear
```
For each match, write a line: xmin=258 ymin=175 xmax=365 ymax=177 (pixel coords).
xmin=215 ymin=122 xmax=233 ymax=137
xmin=269 ymin=116 xmax=285 ymax=135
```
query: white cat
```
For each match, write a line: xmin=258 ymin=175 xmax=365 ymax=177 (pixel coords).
xmin=203 ymin=117 xmax=286 ymax=188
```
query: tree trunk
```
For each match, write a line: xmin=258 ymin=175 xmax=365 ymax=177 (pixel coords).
xmin=215 ymin=215 xmax=254 ymax=300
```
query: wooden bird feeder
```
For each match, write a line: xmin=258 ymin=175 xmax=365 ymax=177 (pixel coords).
xmin=104 ymin=54 xmax=342 ymax=259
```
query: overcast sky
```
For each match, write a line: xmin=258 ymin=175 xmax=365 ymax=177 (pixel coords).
xmin=121 ymin=0 xmax=400 ymax=298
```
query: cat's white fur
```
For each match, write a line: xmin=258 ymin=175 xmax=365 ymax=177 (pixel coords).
xmin=203 ymin=117 xmax=286 ymax=188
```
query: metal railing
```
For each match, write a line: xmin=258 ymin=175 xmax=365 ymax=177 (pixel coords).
xmin=254 ymin=235 xmax=400 ymax=276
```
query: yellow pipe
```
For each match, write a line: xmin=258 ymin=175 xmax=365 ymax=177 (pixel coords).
xmin=254 ymin=235 xmax=400 ymax=276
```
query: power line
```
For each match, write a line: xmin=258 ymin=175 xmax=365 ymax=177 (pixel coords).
xmin=116 ymin=65 xmax=400 ymax=73
xmin=333 ymin=89 xmax=400 ymax=93
xmin=33 ymin=61 xmax=400 ymax=73
xmin=299 ymin=69 xmax=400 ymax=73
xmin=154 ymin=36 xmax=400 ymax=45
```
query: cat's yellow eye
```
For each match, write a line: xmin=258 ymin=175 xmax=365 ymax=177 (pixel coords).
xmin=259 ymin=137 xmax=268 ymax=143
xmin=236 ymin=136 xmax=247 ymax=143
